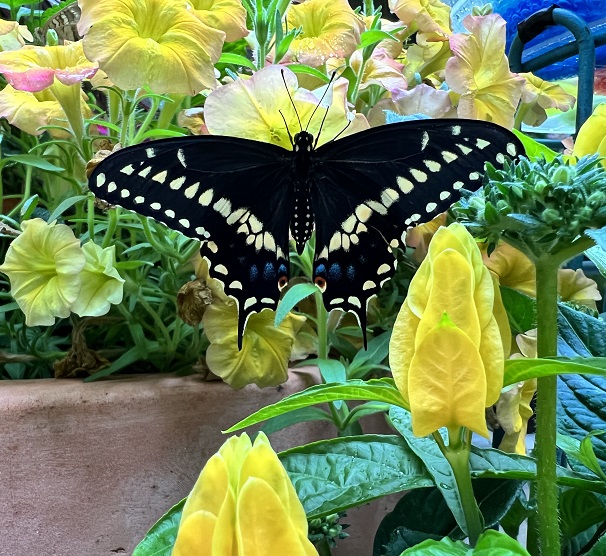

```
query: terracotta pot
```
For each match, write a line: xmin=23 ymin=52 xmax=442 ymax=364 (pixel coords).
xmin=0 ymin=369 xmax=397 ymax=555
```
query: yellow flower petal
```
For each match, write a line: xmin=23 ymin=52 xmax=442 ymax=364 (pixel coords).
xmin=445 ymin=14 xmax=524 ymax=127
xmin=71 ymin=242 xmax=124 ymax=317
xmin=573 ymin=103 xmax=606 ymax=158
xmin=344 ymin=48 xmax=407 ymax=96
xmin=286 ymin=0 xmax=364 ymax=67
xmin=174 ymin=433 xmax=318 ymax=555
xmin=483 ymin=242 xmax=536 ymax=297
xmin=190 ymin=0 xmax=247 ymax=42
xmin=79 ymin=0 xmax=225 ymax=94
xmin=389 ymin=0 xmax=451 ymax=41
xmin=203 ymin=301 xmax=306 ymax=388
xmin=496 ymin=379 xmax=536 ymax=455
xmin=0 ymin=20 xmax=32 ymax=51
xmin=390 ymin=298 xmax=420 ymax=402
xmin=520 ymin=72 xmax=576 ymax=126
xmin=408 ymin=314 xmax=489 ymax=438
xmin=204 ymin=65 xmax=369 ymax=149
xmin=0 ymin=218 xmax=85 ymax=326
xmin=558 ymin=268 xmax=602 ymax=311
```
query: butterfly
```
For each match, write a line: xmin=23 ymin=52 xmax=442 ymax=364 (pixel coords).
xmin=35 ymin=2 xmax=82 ymax=44
xmin=89 ymin=118 xmax=524 ymax=348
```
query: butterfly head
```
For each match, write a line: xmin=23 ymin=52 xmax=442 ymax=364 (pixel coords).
xmin=293 ymin=131 xmax=314 ymax=154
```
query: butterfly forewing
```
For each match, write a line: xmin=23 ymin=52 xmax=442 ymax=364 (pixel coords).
xmin=311 ymin=119 xmax=524 ymax=337
xmin=89 ymin=136 xmax=295 ymax=345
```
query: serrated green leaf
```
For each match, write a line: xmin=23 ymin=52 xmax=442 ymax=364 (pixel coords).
xmin=275 ymin=283 xmax=318 ymax=326
xmin=132 ymin=498 xmax=184 ymax=556
xmin=225 ymin=378 xmax=407 ymax=433
xmin=585 ymin=228 xmax=606 ymax=252
xmin=279 ymin=435 xmax=434 ymax=518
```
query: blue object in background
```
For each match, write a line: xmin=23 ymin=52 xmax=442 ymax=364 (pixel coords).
xmin=449 ymin=0 xmax=606 ymax=80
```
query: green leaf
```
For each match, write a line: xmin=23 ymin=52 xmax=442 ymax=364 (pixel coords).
xmin=47 ymin=195 xmax=88 ymax=224
xmin=225 ymin=378 xmax=407 ymax=432
xmin=84 ymin=345 xmax=147 ymax=381
xmin=585 ymin=246 xmax=606 ymax=278
xmin=512 ymin=130 xmax=558 ymax=162
xmin=275 ymin=283 xmax=317 ymax=326
xmin=585 ymin=228 xmax=606 ymax=252
xmin=358 ymin=29 xmax=399 ymax=49
xmin=585 ymin=534 xmax=606 ymax=554
xmin=139 ymin=129 xmax=186 ymax=140
xmin=20 ymin=195 xmax=39 ymax=220
xmin=306 ymin=358 xmax=347 ymax=408
xmin=279 ymin=435 xmax=434 ymax=518
xmin=559 ymin=489 xmax=606 ymax=543
xmin=473 ymin=529 xmax=531 ymax=555
xmin=275 ymin=29 xmax=299 ymax=63
xmin=500 ymin=287 xmax=535 ymax=334
xmin=347 ymin=329 xmax=391 ymax=379
xmin=260 ymin=406 xmax=334 ymax=435
xmin=6 ymin=154 xmax=64 ymax=172
xmin=401 ymin=537 xmax=466 ymax=555
xmin=132 ymin=498 xmax=184 ymax=556
xmin=388 ymin=407 xmax=467 ymax=531
xmin=499 ymin=496 xmax=535 ymax=539
xmin=504 ymin=357 xmax=606 ymax=386
xmin=557 ymin=304 xmax=606 ymax=357
xmin=557 ymin=432 xmax=606 ymax=481
xmin=286 ymin=64 xmax=331 ymax=82
xmin=218 ymin=52 xmax=257 ymax=71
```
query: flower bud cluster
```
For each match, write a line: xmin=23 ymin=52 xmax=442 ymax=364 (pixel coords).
xmin=452 ymin=155 xmax=606 ymax=257
xmin=308 ymin=513 xmax=349 ymax=547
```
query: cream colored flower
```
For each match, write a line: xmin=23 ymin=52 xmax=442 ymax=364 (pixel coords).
xmin=204 ymin=65 xmax=369 ymax=150
xmin=445 ymin=14 xmax=525 ymax=127
xmin=389 ymin=0 xmax=451 ymax=43
xmin=0 ymin=84 xmax=93 ymax=138
xmin=190 ymin=0 xmax=247 ymax=42
xmin=520 ymin=72 xmax=576 ymax=126
xmin=343 ymin=48 xmax=408 ymax=97
xmin=285 ymin=0 xmax=364 ymax=67
xmin=71 ymin=242 xmax=124 ymax=317
xmin=78 ymin=0 xmax=225 ymax=94
xmin=0 ymin=219 xmax=85 ymax=326
xmin=0 ymin=20 xmax=33 ymax=51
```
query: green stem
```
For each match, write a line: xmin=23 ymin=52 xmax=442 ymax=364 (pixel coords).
xmin=315 ymin=290 xmax=328 ymax=360
xmin=102 ymin=207 xmax=120 ymax=249
xmin=156 ymin=94 xmax=184 ymax=130
xmin=86 ymin=194 xmax=95 ymax=241
xmin=132 ymin=96 xmax=160 ymax=145
xmin=7 ymin=166 xmax=32 ymax=219
xmin=316 ymin=538 xmax=332 ymax=556
xmin=443 ymin=430 xmax=483 ymax=547
xmin=533 ymin=256 xmax=561 ymax=556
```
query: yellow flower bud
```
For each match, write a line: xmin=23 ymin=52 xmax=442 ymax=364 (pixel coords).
xmin=390 ymin=223 xmax=507 ymax=437
xmin=173 ymin=433 xmax=318 ymax=556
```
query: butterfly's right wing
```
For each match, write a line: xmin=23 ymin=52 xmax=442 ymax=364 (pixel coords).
xmin=89 ymin=136 xmax=294 ymax=346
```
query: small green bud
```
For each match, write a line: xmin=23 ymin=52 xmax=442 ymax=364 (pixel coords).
xmin=496 ymin=199 xmax=510 ymax=213
xmin=541 ymin=208 xmax=561 ymax=224
xmin=587 ymin=191 xmax=606 ymax=207
xmin=550 ymin=165 xmax=575 ymax=185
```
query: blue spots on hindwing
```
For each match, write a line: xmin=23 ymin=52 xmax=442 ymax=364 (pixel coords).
xmin=328 ymin=263 xmax=342 ymax=281
xmin=249 ymin=264 xmax=259 ymax=281
xmin=346 ymin=265 xmax=355 ymax=281
xmin=263 ymin=262 xmax=276 ymax=281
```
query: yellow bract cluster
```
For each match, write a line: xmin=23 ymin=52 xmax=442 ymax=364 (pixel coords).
xmin=173 ymin=433 xmax=318 ymax=556
xmin=390 ymin=223 xmax=508 ymax=438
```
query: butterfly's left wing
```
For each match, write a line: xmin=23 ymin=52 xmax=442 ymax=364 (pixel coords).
xmin=311 ymin=119 xmax=523 ymax=342
xmin=88 ymin=136 xmax=295 ymax=347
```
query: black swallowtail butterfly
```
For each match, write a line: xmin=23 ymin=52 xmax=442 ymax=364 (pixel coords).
xmin=89 ymin=118 xmax=523 ymax=347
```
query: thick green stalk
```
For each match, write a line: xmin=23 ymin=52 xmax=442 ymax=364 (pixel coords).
xmin=533 ymin=256 xmax=561 ymax=556
xmin=443 ymin=430 xmax=483 ymax=547
xmin=315 ymin=290 xmax=328 ymax=360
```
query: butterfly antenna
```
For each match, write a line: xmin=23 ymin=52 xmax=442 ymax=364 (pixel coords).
xmin=281 ymin=69 xmax=303 ymax=133
xmin=312 ymin=104 xmax=332 ymax=149
xmin=279 ymin=110 xmax=295 ymax=147
xmin=305 ymin=71 xmax=337 ymax=133
xmin=328 ymin=119 xmax=353 ymax=143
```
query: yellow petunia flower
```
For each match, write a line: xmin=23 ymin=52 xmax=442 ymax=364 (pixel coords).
xmin=389 ymin=0 xmax=451 ymax=43
xmin=519 ymin=72 xmax=576 ymax=126
xmin=190 ymin=0 xmax=247 ymax=42
xmin=285 ymin=0 xmax=364 ymax=67
xmin=572 ymin=103 xmax=606 ymax=161
xmin=445 ymin=14 xmax=525 ymax=128
xmin=0 ymin=219 xmax=85 ymax=327
xmin=173 ymin=432 xmax=319 ymax=556
xmin=0 ymin=41 xmax=97 ymax=141
xmin=0 ymin=84 xmax=92 ymax=138
xmin=203 ymin=301 xmax=306 ymax=388
xmin=558 ymin=269 xmax=602 ymax=312
xmin=204 ymin=65 xmax=369 ymax=150
xmin=495 ymin=378 xmax=536 ymax=455
xmin=0 ymin=20 xmax=33 ymax=51
xmin=340 ymin=48 xmax=408 ymax=97
xmin=78 ymin=0 xmax=225 ymax=94
xmin=390 ymin=223 xmax=507 ymax=438
xmin=71 ymin=242 xmax=124 ymax=317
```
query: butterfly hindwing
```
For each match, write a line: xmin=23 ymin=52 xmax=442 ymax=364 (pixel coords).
xmin=311 ymin=119 xmax=524 ymax=339
xmin=89 ymin=136 xmax=295 ymax=346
